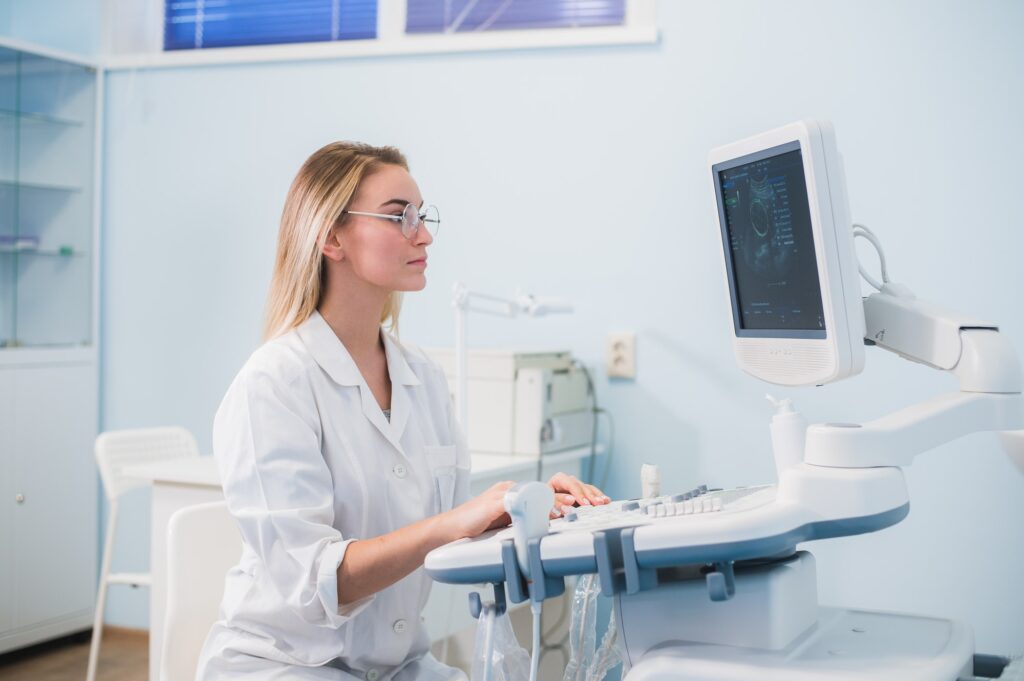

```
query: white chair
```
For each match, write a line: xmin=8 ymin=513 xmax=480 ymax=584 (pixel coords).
xmin=87 ymin=426 xmax=200 ymax=681
xmin=160 ymin=501 xmax=241 ymax=681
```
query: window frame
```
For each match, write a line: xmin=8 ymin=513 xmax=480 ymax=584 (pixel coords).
xmin=102 ymin=0 xmax=657 ymax=70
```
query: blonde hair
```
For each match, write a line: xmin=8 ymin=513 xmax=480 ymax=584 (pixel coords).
xmin=263 ymin=141 xmax=408 ymax=341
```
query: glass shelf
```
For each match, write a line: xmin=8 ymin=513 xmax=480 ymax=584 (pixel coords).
xmin=0 ymin=45 xmax=96 ymax=349
xmin=0 ymin=248 xmax=87 ymax=257
xmin=0 ymin=107 xmax=83 ymax=128
xmin=0 ymin=179 xmax=83 ymax=192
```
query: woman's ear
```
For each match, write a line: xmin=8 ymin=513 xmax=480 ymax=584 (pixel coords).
xmin=322 ymin=227 xmax=345 ymax=262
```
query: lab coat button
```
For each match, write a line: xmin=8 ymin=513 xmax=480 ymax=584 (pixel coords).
xmin=393 ymin=618 xmax=408 ymax=634
xmin=366 ymin=669 xmax=380 ymax=681
xmin=393 ymin=464 xmax=407 ymax=479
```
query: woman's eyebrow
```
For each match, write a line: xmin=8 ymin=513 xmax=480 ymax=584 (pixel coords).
xmin=378 ymin=198 xmax=424 ymax=209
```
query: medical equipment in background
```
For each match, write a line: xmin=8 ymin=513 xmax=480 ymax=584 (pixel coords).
xmin=424 ymin=120 xmax=1024 ymax=680
xmin=426 ymin=347 xmax=596 ymax=457
xmin=450 ymin=283 xmax=574 ymax=431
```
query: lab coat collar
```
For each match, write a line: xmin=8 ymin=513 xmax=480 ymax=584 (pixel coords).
xmin=380 ymin=330 xmax=422 ymax=388
xmin=296 ymin=311 xmax=362 ymax=387
xmin=296 ymin=311 xmax=422 ymax=389
xmin=298 ymin=311 xmax=421 ymax=457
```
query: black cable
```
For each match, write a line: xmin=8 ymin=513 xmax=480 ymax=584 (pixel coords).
xmin=597 ymin=408 xmax=616 ymax=491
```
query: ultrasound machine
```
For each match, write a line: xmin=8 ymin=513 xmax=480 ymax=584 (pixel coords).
xmin=425 ymin=121 xmax=1024 ymax=681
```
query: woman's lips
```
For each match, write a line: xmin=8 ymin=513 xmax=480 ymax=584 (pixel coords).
xmin=408 ymin=258 xmax=427 ymax=268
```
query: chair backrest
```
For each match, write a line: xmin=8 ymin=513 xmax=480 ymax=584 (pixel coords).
xmin=160 ymin=501 xmax=241 ymax=681
xmin=95 ymin=426 xmax=200 ymax=501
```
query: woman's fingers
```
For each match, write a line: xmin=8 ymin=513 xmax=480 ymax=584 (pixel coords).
xmin=548 ymin=472 xmax=584 ymax=503
xmin=548 ymin=472 xmax=610 ymax=506
xmin=586 ymin=484 xmax=610 ymax=504
xmin=549 ymin=493 xmax=576 ymax=518
xmin=555 ymin=492 xmax=576 ymax=507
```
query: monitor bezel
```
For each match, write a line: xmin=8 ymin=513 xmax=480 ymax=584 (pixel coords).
xmin=707 ymin=120 xmax=866 ymax=387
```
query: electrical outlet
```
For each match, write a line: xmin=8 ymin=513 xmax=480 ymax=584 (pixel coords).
xmin=607 ymin=332 xmax=636 ymax=379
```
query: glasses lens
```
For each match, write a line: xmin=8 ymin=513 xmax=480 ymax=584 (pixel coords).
xmin=421 ymin=205 xmax=440 ymax=236
xmin=400 ymin=203 xmax=420 ymax=239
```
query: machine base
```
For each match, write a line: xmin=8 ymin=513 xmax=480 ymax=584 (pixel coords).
xmin=617 ymin=552 xmax=819 ymax=657
xmin=624 ymin=606 xmax=976 ymax=681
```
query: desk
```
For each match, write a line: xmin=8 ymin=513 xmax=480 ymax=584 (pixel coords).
xmin=125 ymin=447 xmax=593 ymax=681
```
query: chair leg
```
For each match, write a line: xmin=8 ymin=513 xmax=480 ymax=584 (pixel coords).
xmin=86 ymin=503 xmax=119 ymax=681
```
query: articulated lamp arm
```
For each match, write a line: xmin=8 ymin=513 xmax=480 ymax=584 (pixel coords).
xmin=451 ymin=282 xmax=574 ymax=429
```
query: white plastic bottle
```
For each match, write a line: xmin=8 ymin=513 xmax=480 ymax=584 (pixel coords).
xmin=640 ymin=463 xmax=661 ymax=499
xmin=766 ymin=395 xmax=807 ymax=480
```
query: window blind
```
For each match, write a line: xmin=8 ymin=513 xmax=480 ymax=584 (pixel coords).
xmin=405 ymin=0 xmax=626 ymax=34
xmin=165 ymin=0 xmax=377 ymax=50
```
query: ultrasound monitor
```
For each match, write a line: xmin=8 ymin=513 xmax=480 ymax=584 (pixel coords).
xmin=709 ymin=121 xmax=865 ymax=386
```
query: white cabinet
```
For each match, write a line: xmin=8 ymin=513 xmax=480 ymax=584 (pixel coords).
xmin=0 ymin=370 xmax=13 ymax=637
xmin=0 ymin=361 xmax=98 ymax=652
xmin=0 ymin=37 xmax=100 ymax=654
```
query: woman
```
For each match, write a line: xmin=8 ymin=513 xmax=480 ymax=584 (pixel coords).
xmin=197 ymin=142 xmax=608 ymax=680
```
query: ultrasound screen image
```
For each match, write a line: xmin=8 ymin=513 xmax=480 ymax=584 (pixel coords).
xmin=715 ymin=145 xmax=826 ymax=334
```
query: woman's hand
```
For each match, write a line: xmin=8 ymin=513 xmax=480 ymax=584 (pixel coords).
xmin=444 ymin=481 xmax=516 ymax=540
xmin=547 ymin=472 xmax=609 ymax=514
xmin=443 ymin=474 xmax=610 ymax=541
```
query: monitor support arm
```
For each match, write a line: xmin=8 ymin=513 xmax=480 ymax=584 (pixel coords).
xmin=804 ymin=287 xmax=1024 ymax=469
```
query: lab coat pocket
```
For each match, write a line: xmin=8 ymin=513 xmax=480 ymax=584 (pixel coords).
xmin=425 ymin=445 xmax=457 ymax=513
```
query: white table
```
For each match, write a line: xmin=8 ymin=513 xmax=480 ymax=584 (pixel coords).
xmin=125 ymin=447 xmax=593 ymax=681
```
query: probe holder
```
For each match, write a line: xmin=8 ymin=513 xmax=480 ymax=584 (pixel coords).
xmin=594 ymin=527 xmax=658 ymax=596
xmin=706 ymin=561 xmax=737 ymax=602
xmin=499 ymin=538 xmax=564 ymax=606
xmin=468 ymin=582 xmax=507 ymax=620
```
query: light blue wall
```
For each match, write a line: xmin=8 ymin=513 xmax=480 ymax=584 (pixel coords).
xmin=0 ymin=2 xmax=11 ymax=35
xmin=0 ymin=0 xmax=100 ymax=56
xmin=99 ymin=0 xmax=1024 ymax=654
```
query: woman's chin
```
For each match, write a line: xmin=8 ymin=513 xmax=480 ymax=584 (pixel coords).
xmin=395 ymin=275 xmax=427 ymax=292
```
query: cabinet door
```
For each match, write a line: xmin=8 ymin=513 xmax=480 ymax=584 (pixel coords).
xmin=11 ymin=363 xmax=97 ymax=629
xmin=0 ymin=369 xmax=13 ymax=634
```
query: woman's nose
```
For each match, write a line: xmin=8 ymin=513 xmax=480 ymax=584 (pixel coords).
xmin=414 ymin=222 xmax=434 ymax=246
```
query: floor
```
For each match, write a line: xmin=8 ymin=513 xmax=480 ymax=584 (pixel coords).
xmin=0 ymin=628 xmax=148 ymax=681
xmin=0 ymin=609 xmax=572 ymax=681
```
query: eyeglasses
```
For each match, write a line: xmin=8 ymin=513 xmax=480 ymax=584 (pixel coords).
xmin=342 ymin=203 xmax=441 ymax=240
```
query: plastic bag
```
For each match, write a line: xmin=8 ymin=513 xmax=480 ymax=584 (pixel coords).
xmin=586 ymin=607 xmax=621 ymax=681
xmin=562 ymin=573 xmax=623 ymax=681
xmin=562 ymin=574 xmax=600 ymax=681
xmin=471 ymin=605 xmax=531 ymax=681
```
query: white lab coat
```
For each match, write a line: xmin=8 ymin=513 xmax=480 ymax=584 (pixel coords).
xmin=196 ymin=311 xmax=470 ymax=680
